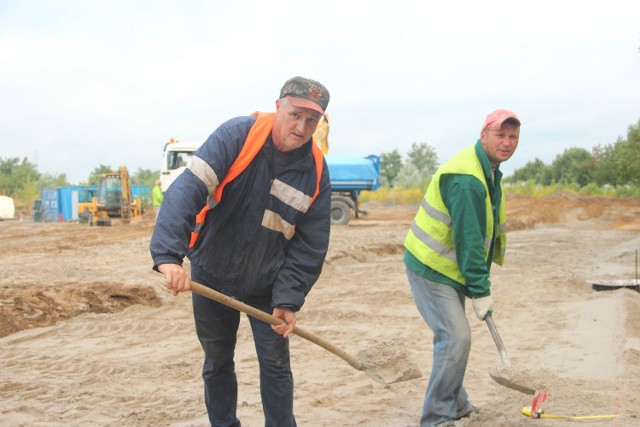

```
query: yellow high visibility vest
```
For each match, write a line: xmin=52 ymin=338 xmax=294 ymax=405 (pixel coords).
xmin=404 ymin=146 xmax=506 ymax=284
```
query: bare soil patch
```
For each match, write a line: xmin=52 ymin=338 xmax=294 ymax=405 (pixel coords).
xmin=1 ymin=194 xmax=639 ymax=426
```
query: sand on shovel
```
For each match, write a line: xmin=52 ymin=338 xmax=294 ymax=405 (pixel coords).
xmin=358 ymin=337 xmax=423 ymax=384
xmin=489 ymin=364 xmax=549 ymax=394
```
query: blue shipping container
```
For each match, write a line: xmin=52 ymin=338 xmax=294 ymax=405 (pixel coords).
xmin=59 ymin=186 xmax=85 ymax=221
xmin=40 ymin=186 xmax=89 ymax=222
xmin=40 ymin=188 xmax=61 ymax=222
xmin=131 ymin=185 xmax=151 ymax=204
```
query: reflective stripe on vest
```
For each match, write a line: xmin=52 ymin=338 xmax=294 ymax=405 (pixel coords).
xmin=188 ymin=112 xmax=324 ymax=248
xmin=404 ymin=145 xmax=506 ymax=284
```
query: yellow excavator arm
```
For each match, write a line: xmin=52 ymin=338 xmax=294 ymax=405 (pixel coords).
xmin=312 ymin=114 xmax=330 ymax=155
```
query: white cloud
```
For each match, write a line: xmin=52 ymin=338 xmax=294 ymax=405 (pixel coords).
xmin=1 ymin=0 xmax=639 ymax=183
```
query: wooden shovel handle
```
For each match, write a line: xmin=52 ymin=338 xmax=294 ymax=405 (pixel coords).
xmin=189 ymin=280 xmax=363 ymax=370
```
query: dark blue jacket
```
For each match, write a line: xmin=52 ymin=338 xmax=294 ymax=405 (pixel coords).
xmin=150 ymin=115 xmax=331 ymax=311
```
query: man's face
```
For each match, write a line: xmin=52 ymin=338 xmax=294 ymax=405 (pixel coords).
xmin=480 ymin=123 xmax=520 ymax=167
xmin=272 ymin=98 xmax=322 ymax=152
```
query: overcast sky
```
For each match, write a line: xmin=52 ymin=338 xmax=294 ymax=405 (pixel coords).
xmin=1 ymin=0 xmax=639 ymax=184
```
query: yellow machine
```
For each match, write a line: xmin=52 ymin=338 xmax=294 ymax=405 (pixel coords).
xmin=76 ymin=187 xmax=98 ymax=221
xmin=312 ymin=114 xmax=330 ymax=154
xmin=79 ymin=166 xmax=143 ymax=226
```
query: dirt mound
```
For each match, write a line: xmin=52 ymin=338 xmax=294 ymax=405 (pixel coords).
xmin=0 ymin=283 xmax=161 ymax=338
xmin=0 ymin=212 xmax=163 ymax=338
xmin=506 ymin=193 xmax=640 ymax=232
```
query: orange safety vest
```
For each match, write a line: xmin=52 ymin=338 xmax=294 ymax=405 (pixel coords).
xmin=189 ymin=112 xmax=325 ymax=248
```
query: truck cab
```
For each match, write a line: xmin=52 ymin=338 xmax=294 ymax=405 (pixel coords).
xmin=160 ymin=139 xmax=202 ymax=193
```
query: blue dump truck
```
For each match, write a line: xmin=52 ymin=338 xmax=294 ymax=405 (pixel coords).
xmin=325 ymin=154 xmax=381 ymax=225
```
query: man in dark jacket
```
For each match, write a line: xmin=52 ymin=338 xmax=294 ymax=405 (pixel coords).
xmin=150 ymin=76 xmax=331 ymax=427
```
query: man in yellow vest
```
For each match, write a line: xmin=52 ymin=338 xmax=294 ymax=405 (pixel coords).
xmin=150 ymin=76 xmax=331 ymax=427
xmin=152 ymin=179 xmax=163 ymax=220
xmin=404 ymin=109 xmax=520 ymax=427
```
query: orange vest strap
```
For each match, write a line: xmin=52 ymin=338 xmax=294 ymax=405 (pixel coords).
xmin=310 ymin=142 xmax=323 ymax=204
xmin=189 ymin=205 xmax=210 ymax=248
xmin=213 ymin=112 xmax=275 ymax=202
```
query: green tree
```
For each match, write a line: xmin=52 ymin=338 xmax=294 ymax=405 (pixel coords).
xmin=613 ymin=120 xmax=640 ymax=185
xmin=0 ymin=157 xmax=40 ymax=197
xmin=591 ymin=143 xmax=617 ymax=186
xmin=38 ymin=172 xmax=70 ymax=189
xmin=406 ymin=142 xmax=438 ymax=177
xmin=549 ymin=147 xmax=595 ymax=187
xmin=133 ymin=168 xmax=161 ymax=187
xmin=501 ymin=117 xmax=640 ymax=189
xmin=14 ymin=180 xmax=40 ymax=204
xmin=394 ymin=163 xmax=422 ymax=189
xmin=86 ymin=165 xmax=114 ymax=185
xmin=507 ymin=158 xmax=550 ymax=184
xmin=380 ymin=149 xmax=403 ymax=187
xmin=395 ymin=142 xmax=439 ymax=190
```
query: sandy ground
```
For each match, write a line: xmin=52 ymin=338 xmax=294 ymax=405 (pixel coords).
xmin=1 ymin=193 xmax=640 ymax=426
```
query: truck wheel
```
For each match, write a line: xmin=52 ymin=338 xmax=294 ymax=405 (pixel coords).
xmin=331 ymin=199 xmax=351 ymax=225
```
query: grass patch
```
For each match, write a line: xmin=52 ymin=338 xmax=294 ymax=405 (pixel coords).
xmin=359 ymin=183 xmax=640 ymax=206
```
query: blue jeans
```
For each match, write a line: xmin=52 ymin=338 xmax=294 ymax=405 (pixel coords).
xmin=191 ymin=279 xmax=296 ymax=427
xmin=407 ymin=268 xmax=473 ymax=427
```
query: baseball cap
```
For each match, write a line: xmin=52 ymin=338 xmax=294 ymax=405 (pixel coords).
xmin=279 ymin=76 xmax=330 ymax=115
xmin=482 ymin=109 xmax=521 ymax=131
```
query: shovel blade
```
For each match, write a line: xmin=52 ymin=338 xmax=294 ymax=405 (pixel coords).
xmin=489 ymin=365 xmax=547 ymax=396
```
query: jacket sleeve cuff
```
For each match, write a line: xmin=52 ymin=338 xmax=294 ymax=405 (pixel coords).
xmin=152 ymin=256 xmax=183 ymax=272
xmin=470 ymin=289 xmax=491 ymax=299
xmin=275 ymin=304 xmax=297 ymax=311
xmin=271 ymin=287 xmax=304 ymax=312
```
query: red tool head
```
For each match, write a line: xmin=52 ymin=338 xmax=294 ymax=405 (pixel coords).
xmin=530 ymin=391 xmax=550 ymax=418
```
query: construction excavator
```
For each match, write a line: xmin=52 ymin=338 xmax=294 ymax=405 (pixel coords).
xmin=79 ymin=166 xmax=143 ymax=226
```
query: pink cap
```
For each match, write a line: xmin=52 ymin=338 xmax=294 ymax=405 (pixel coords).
xmin=482 ymin=109 xmax=521 ymax=131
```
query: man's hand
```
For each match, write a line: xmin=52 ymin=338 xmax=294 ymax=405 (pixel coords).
xmin=157 ymin=263 xmax=190 ymax=297
xmin=472 ymin=296 xmax=494 ymax=321
xmin=271 ymin=307 xmax=296 ymax=338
